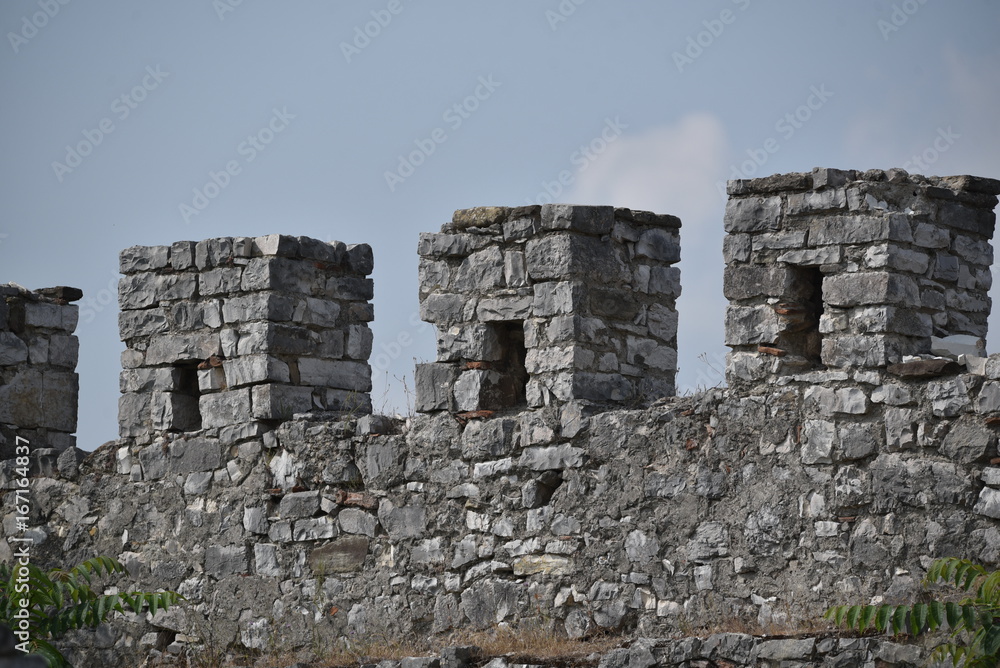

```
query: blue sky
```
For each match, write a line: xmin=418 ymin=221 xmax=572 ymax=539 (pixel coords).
xmin=2 ymin=0 xmax=999 ymax=450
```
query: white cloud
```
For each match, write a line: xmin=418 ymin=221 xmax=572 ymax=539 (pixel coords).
xmin=564 ymin=112 xmax=728 ymax=224
xmin=564 ymin=113 xmax=733 ymax=393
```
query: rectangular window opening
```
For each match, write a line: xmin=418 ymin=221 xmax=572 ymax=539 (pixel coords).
xmin=776 ymin=267 xmax=824 ymax=365
xmin=490 ymin=321 xmax=529 ymax=410
xmin=172 ymin=360 xmax=203 ymax=432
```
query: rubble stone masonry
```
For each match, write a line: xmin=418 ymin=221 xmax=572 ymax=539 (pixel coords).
xmin=5 ymin=169 xmax=1000 ymax=667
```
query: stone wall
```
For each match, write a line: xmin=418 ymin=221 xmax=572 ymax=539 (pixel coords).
xmin=415 ymin=204 xmax=680 ymax=413
xmin=724 ymin=168 xmax=997 ymax=389
xmin=23 ymin=355 xmax=1000 ymax=665
xmin=5 ymin=169 xmax=1000 ymax=666
xmin=0 ymin=283 xmax=80 ymax=459
xmin=117 ymin=234 xmax=375 ymax=450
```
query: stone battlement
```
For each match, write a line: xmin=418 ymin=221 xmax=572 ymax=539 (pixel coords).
xmin=3 ymin=168 xmax=1000 ymax=666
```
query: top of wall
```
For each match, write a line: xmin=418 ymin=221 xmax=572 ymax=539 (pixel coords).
xmin=119 ymin=234 xmax=374 ymax=276
xmin=728 ymin=167 xmax=1000 ymax=198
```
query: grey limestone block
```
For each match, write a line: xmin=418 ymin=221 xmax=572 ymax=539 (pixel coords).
xmin=119 ymin=307 xmax=169 ymax=340
xmin=852 ymin=306 xmax=932 ymax=338
xmin=750 ymin=230 xmax=806 ymax=251
xmin=785 ymin=188 xmax=847 ymax=215
xmin=251 ymin=384 xmax=315 ymax=420
xmin=419 ymin=293 xmax=477 ymax=325
xmin=525 ymin=233 xmax=625 ymax=283
xmin=722 ymin=265 xmax=799 ymax=301
xmin=24 ymin=301 xmax=77 ymax=331
xmin=236 ymin=322 xmax=330 ymax=358
xmin=937 ymin=200 xmax=995 ymax=235
xmin=822 ymin=272 xmax=919 ymax=307
xmin=452 ymin=247 xmax=505 ymax=291
xmin=195 ymin=238 xmax=234 ymax=269
xmin=540 ymin=204 xmax=614 ymax=235
xmin=223 ymin=355 xmax=290 ymax=388
xmin=119 ymin=368 xmax=179 ymax=393
xmin=345 ymin=324 xmax=373 ymax=360
xmin=241 ymin=256 xmax=320 ymax=295
xmin=532 ymin=281 xmax=579 ymax=318
xmin=279 ymin=490 xmax=321 ymax=518
xmin=570 ymin=371 xmax=631 ymax=403
xmin=199 ymin=388 xmax=252 ymax=428
xmin=777 ymin=246 xmax=842 ymax=265
xmin=326 ymin=276 xmax=374 ymax=302
xmin=156 ymin=273 xmax=199 ymax=303
xmin=722 ymin=196 xmax=781 ymax=233
xmin=476 ymin=293 xmax=533 ymax=322
xmin=377 ymin=500 xmax=426 ymax=540
xmin=221 ymin=293 xmax=296 ymax=324
xmin=0 ymin=368 xmax=78 ymax=431
xmin=297 ymin=358 xmax=372 ymax=393
xmin=144 ymin=332 xmax=221 ymax=365
xmin=118 ymin=273 xmax=159 ymax=310
xmin=171 ymin=240 xmax=196 ymax=269
xmin=417 ymin=232 xmax=488 ymax=259
xmin=338 ymin=507 xmax=377 ymax=537
xmin=821 ymin=333 xmax=920 ymax=368
xmin=634 ymin=228 xmax=680 ymax=263
xmin=168 ymin=436 xmax=224 ymax=474
xmin=863 ymin=244 xmax=929 ymax=274
xmin=0 ymin=331 xmax=28 ymax=365
xmin=724 ymin=305 xmax=780 ymax=346
xmin=200 ymin=267 xmax=243 ymax=296
xmin=296 ymin=296 xmax=343 ymax=327
xmin=205 ymin=545 xmax=248 ymax=577
xmin=952 ymin=234 xmax=993 ymax=266
xmin=347 ymin=243 xmax=374 ymax=275
xmin=436 ymin=324 xmax=503 ymax=362
xmin=809 ymin=214 xmax=912 ymax=245
xmin=120 ymin=244 xmax=170 ymax=274
xmin=167 ymin=300 xmax=222 ymax=331
xmin=252 ymin=233 xmax=299 ymax=258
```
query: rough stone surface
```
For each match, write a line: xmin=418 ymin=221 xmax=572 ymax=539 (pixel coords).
xmin=8 ymin=176 xmax=1000 ymax=666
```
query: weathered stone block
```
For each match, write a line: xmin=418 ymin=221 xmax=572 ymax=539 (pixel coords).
xmin=199 ymin=388 xmax=251 ymax=428
xmin=541 ymin=204 xmax=614 ymax=235
xmin=120 ymin=245 xmax=170 ymax=274
xmin=223 ymin=355 xmax=290 ymax=387
xmin=205 ymin=545 xmax=248 ymax=577
xmin=279 ymin=491 xmax=321 ymax=518
xmin=251 ymin=385 xmax=314 ymax=420
xmin=723 ymin=196 xmax=781 ymax=233
xmin=298 ymin=358 xmax=372 ymax=392
xmin=823 ymin=273 xmax=919 ymax=307
xmin=168 ymin=437 xmax=224 ymax=474
xmin=414 ymin=363 xmax=457 ymax=412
